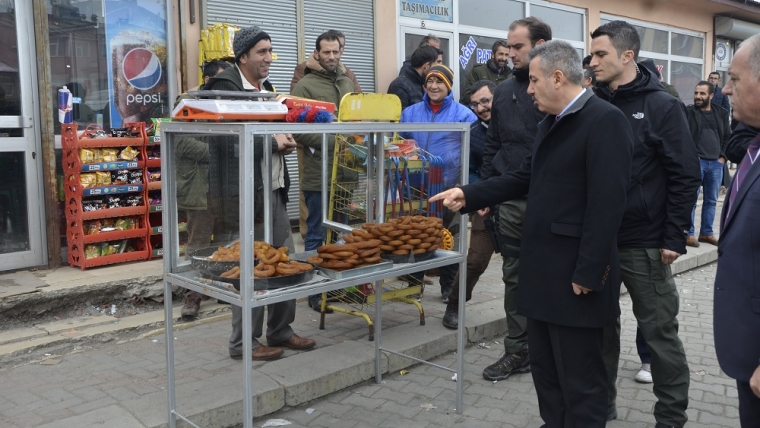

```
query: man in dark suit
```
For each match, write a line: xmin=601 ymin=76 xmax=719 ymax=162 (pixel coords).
xmin=431 ymin=40 xmax=634 ymax=427
xmin=713 ymin=33 xmax=760 ymax=427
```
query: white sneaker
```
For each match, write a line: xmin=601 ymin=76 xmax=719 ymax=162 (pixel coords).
xmin=634 ymin=363 xmax=653 ymax=383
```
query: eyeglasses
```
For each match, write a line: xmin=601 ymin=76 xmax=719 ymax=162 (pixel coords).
xmin=469 ymin=97 xmax=492 ymax=110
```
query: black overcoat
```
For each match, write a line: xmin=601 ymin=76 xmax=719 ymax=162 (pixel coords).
xmin=461 ymin=90 xmax=633 ymax=328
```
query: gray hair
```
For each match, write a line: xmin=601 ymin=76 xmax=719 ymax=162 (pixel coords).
xmin=746 ymin=33 xmax=760 ymax=81
xmin=527 ymin=40 xmax=583 ymax=85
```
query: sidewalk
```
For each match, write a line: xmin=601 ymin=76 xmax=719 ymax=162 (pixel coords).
xmin=0 ymin=200 xmax=725 ymax=427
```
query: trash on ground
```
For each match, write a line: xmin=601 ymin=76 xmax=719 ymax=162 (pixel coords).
xmin=451 ymin=373 xmax=457 ymax=381
xmin=419 ymin=403 xmax=437 ymax=411
xmin=261 ymin=419 xmax=291 ymax=427
xmin=305 ymin=408 xmax=315 ymax=414
xmin=478 ymin=342 xmax=490 ymax=349
xmin=400 ymin=369 xmax=409 ymax=375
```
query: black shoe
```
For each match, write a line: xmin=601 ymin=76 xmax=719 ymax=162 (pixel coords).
xmin=308 ymin=296 xmax=333 ymax=313
xmin=654 ymin=423 xmax=676 ymax=428
xmin=607 ymin=403 xmax=617 ymax=421
xmin=442 ymin=302 xmax=458 ymax=329
xmin=482 ymin=349 xmax=530 ymax=381
xmin=441 ymin=284 xmax=453 ymax=303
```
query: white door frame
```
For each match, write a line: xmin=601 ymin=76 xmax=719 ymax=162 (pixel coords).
xmin=0 ymin=0 xmax=46 ymax=269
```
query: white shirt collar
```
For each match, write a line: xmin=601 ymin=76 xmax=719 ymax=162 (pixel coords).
xmin=557 ymin=88 xmax=587 ymax=120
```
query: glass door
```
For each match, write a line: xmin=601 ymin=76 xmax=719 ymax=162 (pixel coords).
xmin=400 ymin=27 xmax=454 ymax=97
xmin=0 ymin=0 xmax=46 ymax=268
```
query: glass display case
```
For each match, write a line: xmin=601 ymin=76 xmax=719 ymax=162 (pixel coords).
xmin=161 ymin=121 xmax=470 ymax=428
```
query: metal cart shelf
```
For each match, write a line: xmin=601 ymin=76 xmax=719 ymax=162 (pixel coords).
xmin=161 ymin=121 xmax=470 ymax=428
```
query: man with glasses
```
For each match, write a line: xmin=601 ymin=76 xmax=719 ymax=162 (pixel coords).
xmin=442 ymin=79 xmax=498 ymax=329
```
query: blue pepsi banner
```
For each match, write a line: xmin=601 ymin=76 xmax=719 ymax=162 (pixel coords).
xmin=400 ymin=0 xmax=453 ymax=23
xmin=105 ymin=0 xmax=169 ymax=128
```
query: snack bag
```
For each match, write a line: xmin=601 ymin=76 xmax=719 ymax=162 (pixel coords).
xmin=102 ymin=148 xmax=119 ymax=162
xmin=112 ymin=170 xmax=129 ymax=184
xmin=119 ymin=146 xmax=139 ymax=161
xmin=95 ymin=171 xmax=111 ymax=186
xmin=100 ymin=242 xmax=117 ymax=256
xmin=101 ymin=219 xmax=115 ymax=232
xmin=79 ymin=148 xmax=95 ymax=164
xmin=80 ymin=173 xmax=96 ymax=188
xmin=84 ymin=244 xmax=101 ymax=259
xmin=93 ymin=149 xmax=104 ymax=163
xmin=115 ymin=218 xmax=128 ymax=230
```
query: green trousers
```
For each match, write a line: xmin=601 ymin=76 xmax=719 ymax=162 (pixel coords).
xmin=603 ymin=247 xmax=690 ymax=427
xmin=498 ymin=199 xmax=528 ymax=355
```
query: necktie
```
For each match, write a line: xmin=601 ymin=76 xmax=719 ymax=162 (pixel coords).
xmin=728 ymin=134 xmax=760 ymax=220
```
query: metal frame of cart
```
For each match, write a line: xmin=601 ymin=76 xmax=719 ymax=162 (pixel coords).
xmin=161 ymin=121 xmax=471 ymax=428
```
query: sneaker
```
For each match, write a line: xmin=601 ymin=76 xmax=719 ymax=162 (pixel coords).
xmin=482 ymin=349 xmax=530 ymax=381
xmin=181 ymin=292 xmax=202 ymax=319
xmin=634 ymin=363 xmax=653 ymax=383
xmin=442 ymin=302 xmax=458 ymax=329
xmin=607 ymin=403 xmax=618 ymax=421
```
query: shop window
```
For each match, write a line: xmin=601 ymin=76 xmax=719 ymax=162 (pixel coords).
xmin=530 ymin=5 xmax=583 ymax=41
xmin=671 ymin=32 xmax=703 ymax=59
xmin=459 ymin=0 xmax=523 ymax=31
xmin=457 ymin=33 xmax=502 ymax=92
xmin=671 ymin=61 xmax=703 ymax=104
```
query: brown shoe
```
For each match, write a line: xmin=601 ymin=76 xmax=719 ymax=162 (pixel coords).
xmin=685 ymin=236 xmax=700 ymax=248
xmin=698 ymin=234 xmax=719 ymax=245
xmin=270 ymin=334 xmax=316 ymax=350
xmin=230 ymin=344 xmax=284 ymax=361
xmin=181 ymin=292 xmax=202 ymax=318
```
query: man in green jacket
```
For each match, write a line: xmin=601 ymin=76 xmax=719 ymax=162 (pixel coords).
xmin=291 ymin=30 xmax=355 ymax=311
xmin=460 ymin=39 xmax=512 ymax=104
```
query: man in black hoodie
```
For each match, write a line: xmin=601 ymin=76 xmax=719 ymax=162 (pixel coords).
xmin=478 ymin=17 xmax=551 ymax=382
xmin=590 ymin=21 xmax=701 ymax=428
xmin=387 ymin=45 xmax=439 ymax=110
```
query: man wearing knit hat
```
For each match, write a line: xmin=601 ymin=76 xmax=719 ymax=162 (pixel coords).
xmin=204 ymin=26 xmax=316 ymax=360
xmin=399 ymin=63 xmax=476 ymax=302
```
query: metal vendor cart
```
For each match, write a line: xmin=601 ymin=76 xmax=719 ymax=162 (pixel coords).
xmin=161 ymin=121 xmax=471 ymax=428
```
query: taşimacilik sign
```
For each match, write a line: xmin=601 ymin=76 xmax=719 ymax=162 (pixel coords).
xmin=399 ymin=0 xmax=453 ymax=23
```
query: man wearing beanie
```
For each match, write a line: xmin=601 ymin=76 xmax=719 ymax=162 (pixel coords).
xmin=399 ymin=63 xmax=476 ymax=302
xmin=204 ymin=25 xmax=316 ymax=360
xmin=291 ymin=30 xmax=356 ymax=313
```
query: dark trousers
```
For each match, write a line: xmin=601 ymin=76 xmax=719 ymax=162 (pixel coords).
xmin=438 ymin=207 xmax=461 ymax=291
xmin=637 ymin=327 xmax=652 ymax=364
xmin=603 ymin=247 xmax=690 ymax=427
xmin=499 ymin=199 xmax=529 ymax=354
xmin=529 ymin=318 xmax=608 ymax=428
xmin=449 ymin=212 xmax=495 ymax=303
xmin=737 ymin=379 xmax=760 ymax=427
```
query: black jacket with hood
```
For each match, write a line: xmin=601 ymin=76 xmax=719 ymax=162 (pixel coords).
xmin=595 ymin=65 xmax=701 ymax=254
xmin=480 ymin=66 xmax=545 ymax=180
xmin=387 ymin=62 xmax=425 ymax=110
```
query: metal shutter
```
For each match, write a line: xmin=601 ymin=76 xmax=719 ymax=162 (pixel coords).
xmin=206 ymin=0 xmax=302 ymax=221
xmin=206 ymin=0 xmax=299 ymax=95
xmin=304 ymin=0 xmax=376 ymax=93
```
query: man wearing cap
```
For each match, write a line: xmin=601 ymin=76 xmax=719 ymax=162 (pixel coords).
xmin=291 ymin=30 xmax=356 ymax=312
xmin=204 ymin=25 xmax=316 ymax=360
xmin=399 ymin=64 xmax=476 ymax=301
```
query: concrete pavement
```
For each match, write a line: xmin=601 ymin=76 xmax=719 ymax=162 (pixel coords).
xmin=0 ymin=198 xmax=730 ymax=427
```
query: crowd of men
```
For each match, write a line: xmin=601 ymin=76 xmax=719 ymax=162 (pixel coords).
xmin=176 ymin=20 xmax=760 ymax=428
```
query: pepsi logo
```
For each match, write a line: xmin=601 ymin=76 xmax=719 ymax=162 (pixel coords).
xmin=122 ymin=48 xmax=162 ymax=90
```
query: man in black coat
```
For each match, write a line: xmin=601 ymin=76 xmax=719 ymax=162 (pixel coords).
xmin=590 ymin=21 xmax=701 ymax=428
xmin=432 ymin=40 xmax=633 ymax=427
xmin=204 ymin=26 xmax=316 ymax=360
xmin=713 ymin=33 xmax=760 ymax=427
xmin=477 ymin=17 xmax=551 ymax=383
xmin=387 ymin=45 xmax=439 ymax=110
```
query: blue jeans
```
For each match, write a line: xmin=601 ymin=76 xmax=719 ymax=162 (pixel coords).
xmin=689 ymin=158 xmax=723 ymax=237
xmin=303 ymin=190 xmax=325 ymax=252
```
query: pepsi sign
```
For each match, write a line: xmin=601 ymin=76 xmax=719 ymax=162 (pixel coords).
xmin=122 ymin=48 xmax=162 ymax=90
